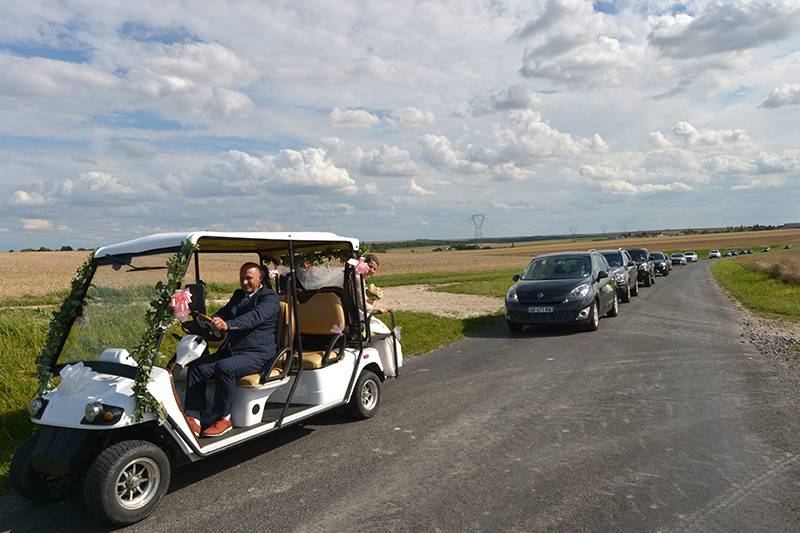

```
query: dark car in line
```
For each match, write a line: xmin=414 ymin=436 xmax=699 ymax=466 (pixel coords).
xmin=627 ymin=247 xmax=656 ymax=287
xmin=505 ymin=251 xmax=618 ymax=333
xmin=599 ymin=248 xmax=638 ymax=302
xmin=649 ymin=251 xmax=671 ymax=276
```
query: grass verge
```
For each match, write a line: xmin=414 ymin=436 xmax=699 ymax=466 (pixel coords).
xmin=373 ymin=268 xmax=520 ymax=288
xmin=711 ymin=259 xmax=800 ymax=319
xmin=0 ymin=309 xmax=50 ymax=491
xmin=379 ymin=311 xmax=500 ymax=356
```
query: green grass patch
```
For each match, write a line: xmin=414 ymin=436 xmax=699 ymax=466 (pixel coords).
xmin=0 ymin=309 xmax=50 ymax=491
xmin=433 ymin=277 xmax=511 ymax=299
xmin=373 ymin=268 xmax=521 ymax=288
xmin=379 ymin=311 xmax=500 ymax=356
xmin=711 ymin=260 xmax=800 ymax=319
xmin=0 ymin=290 xmax=69 ymax=309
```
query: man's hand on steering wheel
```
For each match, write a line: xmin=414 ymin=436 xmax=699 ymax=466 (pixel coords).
xmin=210 ymin=316 xmax=229 ymax=332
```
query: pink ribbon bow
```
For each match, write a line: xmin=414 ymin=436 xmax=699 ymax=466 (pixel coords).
xmin=268 ymin=269 xmax=279 ymax=280
xmin=347 ymin=257 xmax=371 ymax=275
xmin=170 ymin=288 xmax=193 ymax=322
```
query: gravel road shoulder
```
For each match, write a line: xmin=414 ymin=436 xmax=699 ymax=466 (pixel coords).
xmin=380 ymin=284 xmax=502 ymax=318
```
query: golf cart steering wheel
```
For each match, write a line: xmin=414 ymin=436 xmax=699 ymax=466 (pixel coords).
xmin=191 ymin=313 xmax=228 ymax=348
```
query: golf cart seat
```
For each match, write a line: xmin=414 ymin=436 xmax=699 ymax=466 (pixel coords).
xmin=295 ymin=292 xmax=346 ymax=370
xmin=236 ymin=300 xmax=294 ymax=387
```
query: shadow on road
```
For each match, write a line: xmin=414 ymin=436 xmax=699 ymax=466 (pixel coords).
xmin=0 ymin=422 xmax=325 ymax=531
xmin=463 ymin=315 xmax=584 ymax=339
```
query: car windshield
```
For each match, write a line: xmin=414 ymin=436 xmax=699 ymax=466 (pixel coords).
xmin=684 ymin=251 xmax=694 ymax=255
xmin=671 ymin=253 xmax=683 ymax=258
xmin=629 ymin=249 xmax=648 ymax=261
xmin=522 ymin=255 xmax=591 ymax=280
xmin=601 ymin=252 xmax=623 ymax=267
xmin=58 ymin=252 xmax=180 ymax=365
xmin=650 ymin=253 xmax=665 ymax=259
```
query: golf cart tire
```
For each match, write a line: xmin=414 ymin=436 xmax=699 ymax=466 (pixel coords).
xmin=10 ymin=434 xmax=70 ymax=502
xmin=507 ymin=320 xmax=523 ymax=333
xmin=84 ymin=440 xmax=171 ymax=526
xmin=348 ymin=369 xmax=381 ymax=420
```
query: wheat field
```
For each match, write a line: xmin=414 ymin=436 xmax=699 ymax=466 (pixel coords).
xmin=1 ymin=229 xmax=799 ymax=300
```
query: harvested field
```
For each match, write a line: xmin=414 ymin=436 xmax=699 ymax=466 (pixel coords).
xmin=373 ymin=228 xmax=800 ymax=276
xmin=737 ymin=248 xmax=800 ymax=284
xmin=1 ymin=229 xmax=799 ymax=300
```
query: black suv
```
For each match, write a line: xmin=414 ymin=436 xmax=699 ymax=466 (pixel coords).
xmin=505 ymin=251 xmax=619 ymax=332
xmin=649 ymin=251 xmax=671 ymax=276
xmin=598 ymin=248 xmax=638 ymax=302
xmin=627 ymin=247 xmax=655 ymax=287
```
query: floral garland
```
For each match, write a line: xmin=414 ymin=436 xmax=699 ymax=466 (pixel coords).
xmin=131 ymin=239 xmax=197 ymax=421
xmin=35 ymin=252 xmax=95 ymax=396
xmin=281 ymin=246 xmax=354 ymax=266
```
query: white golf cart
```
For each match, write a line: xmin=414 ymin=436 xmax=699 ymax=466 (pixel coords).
xmin=11 ymin=231 xmax=401 ymax=525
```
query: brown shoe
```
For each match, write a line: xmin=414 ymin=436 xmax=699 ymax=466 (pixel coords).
xmin=201 ymin=418 xmax=232 ymax=437
xmin=185 ymin=416 xmax=201 ymax=437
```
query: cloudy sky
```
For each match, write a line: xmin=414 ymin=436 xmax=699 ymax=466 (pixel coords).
xmin=1 ymin=0 xmax=799 ymax=250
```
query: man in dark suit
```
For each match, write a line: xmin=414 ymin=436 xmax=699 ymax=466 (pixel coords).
xmin=184 ymin=262 xmax=279 ymax=438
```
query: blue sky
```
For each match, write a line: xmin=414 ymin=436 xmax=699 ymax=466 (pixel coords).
xmin=1 ymin=0 xmax=799 ymax=250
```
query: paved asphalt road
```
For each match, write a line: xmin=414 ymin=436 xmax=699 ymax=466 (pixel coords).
xmin=3 ymin=262 xmax=800 ymax=532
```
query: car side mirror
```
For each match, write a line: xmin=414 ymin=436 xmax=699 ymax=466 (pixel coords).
xmin=627 ymin=261 xmax=635 ymax=267
xmin=512 ymin=274 xmax=520 ymax=282
xmin=597 ymin=271 xmax=608 ymax=280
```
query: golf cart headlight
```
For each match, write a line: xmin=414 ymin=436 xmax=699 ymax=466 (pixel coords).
xmin=564 ymin=283 xmax=591 ymax=303
xmin=83 ymin=402 xmax=124 ymax=425
xmin=506 ymin=287 xmax=518 ymax=303
xmin=84 ymin=401 xmax=103 ymax=422
xmin=28 ymin=398 xmax=48 ymax=418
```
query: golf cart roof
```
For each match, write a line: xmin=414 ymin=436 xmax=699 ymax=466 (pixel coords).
xmin=94 ymin=231 xmax=359 ymax=258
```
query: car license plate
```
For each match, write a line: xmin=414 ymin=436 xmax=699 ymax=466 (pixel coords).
xmin=528 ymin=306 xmax=553 ymax=313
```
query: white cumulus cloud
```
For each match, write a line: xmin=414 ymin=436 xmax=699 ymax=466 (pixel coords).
xmin=408 ymin=179 xmax=434 ymax=195
xmin=760 ymin=83 xmax=800 ymax=108
xmin=330 ymin=107 xmax=381 ymax=128
xmin=388 ymin=107 xmax=435 ymax=126
xmin=22 ymin=218 xmax=54 ymax=230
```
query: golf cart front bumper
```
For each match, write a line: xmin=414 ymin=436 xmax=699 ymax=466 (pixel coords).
xmin=30 ymin=426 xmax=102 ymax=477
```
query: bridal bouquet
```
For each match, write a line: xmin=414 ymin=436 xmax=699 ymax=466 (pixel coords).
xmin=366 ymin=283 xmax=384 ymax=301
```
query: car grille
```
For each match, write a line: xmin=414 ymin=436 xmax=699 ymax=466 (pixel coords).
xmin=518 ymin=293 xmax=564 ymax=305
xmin=509 ymin=311 xmax=576 ymax=322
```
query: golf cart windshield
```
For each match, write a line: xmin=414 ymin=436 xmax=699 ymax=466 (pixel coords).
xmin=522 ymin=256 xmax=591 ymax=280
xmin=57 ymin=252 xmax=178 ymax=365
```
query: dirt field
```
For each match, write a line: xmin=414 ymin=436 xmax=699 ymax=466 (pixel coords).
xmin=737 ymin=247 xmax=800 ymax=284
xmin=373 ymin=228 xmax=800 ymax=275
xmin=1 ymin=229 xmax=799 ymax=300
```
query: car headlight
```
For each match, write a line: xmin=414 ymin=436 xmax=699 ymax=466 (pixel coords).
xmin=506 ymin=286 xmax=518 ymax=303
xmin=564 ymin=283 xmax=591 ymax=303
xmin=614 ymin=273 xmax=626 ymax=283
xmin=638 ymin=263 xmax=647 ymax=270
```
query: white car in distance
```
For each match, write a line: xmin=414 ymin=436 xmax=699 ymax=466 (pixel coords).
xmin=671 ymin=253 xmax=687 ymax=265
xmin=708 ymin=250 xmax=722 ymax=259
xmin=683 ymin=251 xmax=698 ymax=262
